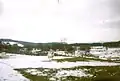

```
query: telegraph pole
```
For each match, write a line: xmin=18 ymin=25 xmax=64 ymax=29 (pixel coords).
xmin=61 ymin=38 xmax=67 ymax=51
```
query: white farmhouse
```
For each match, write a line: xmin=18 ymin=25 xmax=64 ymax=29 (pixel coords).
xmin=107 ymin=48 xmax=120 ymax=54
xmin=31 ymin=48 xmax=41 ymax=54
xmin=74 ymin=49 xmax=86 ymax=57
xmin=55 ymin=51 xmax=66 ymax=56
xmin=90 ymin=46 xmax=107 ymax=56
xmin=99 ymin=47 xmax=120 ymax=60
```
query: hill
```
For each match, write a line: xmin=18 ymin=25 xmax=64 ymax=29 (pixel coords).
xmin=0 ymin=38 xmax=120 ymax=48
xmin=0 ymin=39 xmax=37 ymax=46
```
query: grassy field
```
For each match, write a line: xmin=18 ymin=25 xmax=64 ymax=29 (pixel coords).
xmin=16 ymin=66 xmax=120 ymax=81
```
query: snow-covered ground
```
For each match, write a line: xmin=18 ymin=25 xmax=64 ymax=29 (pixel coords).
xmin=0 ymin=54 xmax=73 ymax=81
xmin=6 ymin=53 xmax=72 ymax=59
xmin=23 ymin=68 xmax=92 ymax=81
xmin=1 ymin=59 xmax=120 ymax=69
xmin=0 ymin=63 xmax=29 ymax=81
xmin=100 ymin=53 xmax=120 ymax=58
xmin=55 ymin=70 xmax=90 ymax=77
xmin=0 ymin=54 xmax=120 ymax=69
xmin=1 ymin=53 xmax=120 ymax=81
xmin=25 ymin=69 xmax=89 ymax=77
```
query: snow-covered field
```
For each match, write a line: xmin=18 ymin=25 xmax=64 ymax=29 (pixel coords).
xmin=0 ymin=53 xmax=120 ymax=81
xmin=1 ymin=54 xmax=120 ymax=69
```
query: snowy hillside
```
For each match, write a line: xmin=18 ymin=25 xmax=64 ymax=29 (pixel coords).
xmin=0 ymin=39 xmax=37 ymax=46
xmin=4 ymin=41 xmax=24 ymax=47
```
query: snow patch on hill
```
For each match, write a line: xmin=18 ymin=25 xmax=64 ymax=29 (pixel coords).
xmin=4 ymin=41 xmax=24 ymax=47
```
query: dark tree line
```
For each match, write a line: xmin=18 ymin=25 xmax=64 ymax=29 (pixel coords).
xmin=0 ymin=40 xmax=120 ymax=54
xmin=70 ymin=41 xmax=120 ymax=48
xmin=0 ymin=41 xmax=23 ymax=54
xmin=103 ymin=41 xmax=120 ymax=48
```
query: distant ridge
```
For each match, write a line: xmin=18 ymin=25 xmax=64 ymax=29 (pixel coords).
xmin=0 ymin=38 xmax=120 ymax=47
xmin=0 ymin=39 xmax=66 ymax=46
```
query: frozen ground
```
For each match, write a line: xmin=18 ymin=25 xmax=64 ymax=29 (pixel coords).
xmin=1 ymin=53 xmax=120 ymax=81
xmin=1 ymin=54 xmax=120 ymax=69
xmin=0 ymin=63 xmax=29 ymax=81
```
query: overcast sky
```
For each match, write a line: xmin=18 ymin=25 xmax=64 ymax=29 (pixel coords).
xmin=0 ymin=0 xmax=120 ymax=43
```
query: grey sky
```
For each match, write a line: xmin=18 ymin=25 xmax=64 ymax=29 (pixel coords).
xmin=0 ymin=0 xmax=120 ymax=43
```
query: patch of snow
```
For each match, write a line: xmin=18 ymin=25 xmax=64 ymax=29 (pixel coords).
xmin=56 ymin=70 xmax=89 ymax=77
xmin=49 ymin=77 xmax=56 ymax=81
xmin=4 ymin=41 xmax=24 ymax=47
xmin=53 ymin=56 xmax=72 ymax=59
xmin=25 ymin=69 xmax=48 ymax=76
xmin=98 ymin=52 xmax=120 ymax=60
xmin=0 ymin=63 xmax=29 ymax=81
xmin=17 ymin=44 xmax=24 ymax=47
xmin=24 ymin=68 xmax=91 ymax=80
